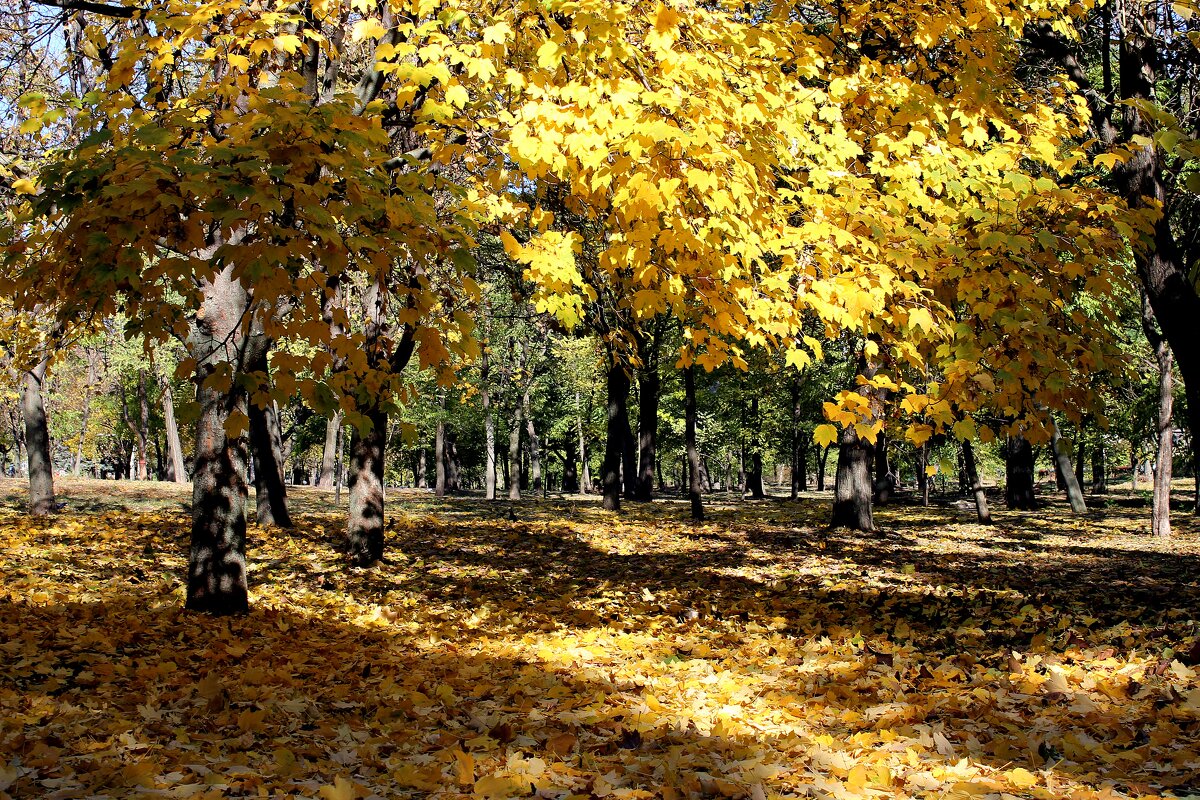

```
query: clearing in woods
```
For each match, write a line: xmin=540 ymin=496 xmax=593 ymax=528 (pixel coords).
xmin=1 ymin=477 xmax=1199 ymax=799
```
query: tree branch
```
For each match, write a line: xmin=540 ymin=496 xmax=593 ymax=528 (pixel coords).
xmin=31 ymin=0 xmax=146 ymax=18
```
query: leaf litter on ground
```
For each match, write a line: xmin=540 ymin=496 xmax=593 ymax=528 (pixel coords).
xmin=1 ymin=476 xmax=1199 ymax=799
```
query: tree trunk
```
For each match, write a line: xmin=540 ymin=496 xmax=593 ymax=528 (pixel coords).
xmin=22 ymin=358 xmax=55 ymax=516
xmin=575 ymin=390 xmax=590 ymax=493
xmin=684 ymin=364 xmax=704 ymax=521
xmin=186 ymin=265 xmax=253 ymax=614
xmin=318 ymin=412 xmax=341 ymax=488
xmin=817 ymin=444 xmax=830 ymax=491
xmin=1005 ymin=435 xmax=1036 ymax=511
xmin=436 ymin=411 xmax=447 ymax=499
xmin=416 ymin=447 xmax=426 ymax=489
xmin=135 ymin=370 xmax=150 ymax=480
xmin=635 ymin=334 xmax=660 ymax=502
xmin=621 ymin=400 xmax=637 ymax=501
xmin=602 ymin=360 xmax=629 ymax=511
xmin=873 ymin=432 xmax=895 ymax=504
xmin=1092 ymin=441 xmax=1107 ymax=494
xmin=1151 ymin=334 xmax=1175 ymax=538
xmin=562 ymin=434 xmax=579 ymax=492
xmin=161 ymin=378 xmax=187 ymax=482
xmin=1051 ymin=421 xmax=1088 ymax=514
xmin=508 ymin=402 xmax=522 ymax=501
xmin=73 ymin=352 xmax=96 ymax=477
xmin=1074 ymin=430 xmax=1086 ymax=490
xmin=483 ymin=357 xmax=496 ymax=500
xmin=962 ymin=440 xmax=993 ymax=525
xmin=346 ymin=409 xmax=388 ymax=565
xmin=523 ymin=386 xmax=542 ymax=493
xmin=831 ymin=424 xmax=873 ymax=530
xmin=916 ymin=444 xmax=930 ymax=507
xmin=446 ymin=431 xmax=461 ymax=493
xmin=250 ymin=399 xmax=292 ymax=527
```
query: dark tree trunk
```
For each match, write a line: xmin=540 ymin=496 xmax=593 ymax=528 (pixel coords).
xmin=436 ymin=413 xmax=447 ymax=499
xmin=1074 ymin=431 xmax=1086 ymax=491
xmin=346 ymin=409 xmax=388 ymax=565
xmin=602 ymin=361 xmax=630 ymax=511
xmin=318 ymin=412 xmax=341 ymax=488
xmin=790 ymin=376 xmax=807 ymax=498
xmin=1092 ymin=441 xmax=1107 ymax=493
xmin=523 ymin=387 xmax=542 ymax=493
xmin=684 ymin=365 xmax=704 ymax=521
xmin=22 ymin=358 xmax=55 ymax=516
xmin=415 ymin=447 xmax=426 ymax=489
xmin=446 ymin=432 xmax=461 ymax=493
xmin=1005 ymin=435 xmax=1036 ymax=511
xmin=745 ymin=395 xmax=765 ymax=498
xmin=916 ymin=444 xmax=930 ymax=507
xmin=873 ymin=432 xmax=895 ymax=504
xmin=508 ymin=402 xmax=522 ymax=501
xmin=250 ymin=398 xmax=292 ymax=527
xmin=161 ymin=378 xmax=187 ymax=482
xmin=621 ymin=401 xmax=637 ymax=501
xmin=817 ymin=444 xmax=830 ymax=491
xmin=635 ymin=369 xmax=659 ymax=501
xmin=962 ymin=440 xmax=993 ymax=525
xmin=562 ymin=434 xmax=579 ymax=492
xmin=831 ymin=424 xmax=873 ymax=530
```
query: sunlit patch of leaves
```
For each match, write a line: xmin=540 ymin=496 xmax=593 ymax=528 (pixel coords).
xmin=2 ymin=477 xmax=1199 ymax=798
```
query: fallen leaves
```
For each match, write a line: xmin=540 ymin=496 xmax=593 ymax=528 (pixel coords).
xmin=1 ymin=477 xmax=1199 ymax=798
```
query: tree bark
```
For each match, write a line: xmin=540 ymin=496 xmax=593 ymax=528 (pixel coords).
xmin=318 ymin=412 xmax=341 ymax=488
xmin=1092 ymin=441 xmax=1107 ymax=494
xmin=523 ymin=386 xmax=541 ymax=493
xmin=562 ymin=433 xmax=579 ymax=492
xmin=621 ymin=399 xmax=637 ymax=501
xmin=436 ymin=410 xmax=447 ymax=499
xmin=161 ymin=377 xmax=187 ymax=482
xmin=831 ymin=424 xmax=873 ymax=530
xmin=1149 ymin=324 xmax=1175 ymax=538
xmin=635 ymin=331 xmax=660 ymax=501
xmin=135 ymin=369 xmax=149 ymax=480
xmin=1005 ymin=435 xmax=1036 ymax=511
xmin=186 ymin=264 xmax=252 ymax=615
xmin=916 ymin=443 xmax=930 ymax=507
xmin=575 ymin=390 xmax=590 ymax=493
xmin=684 ymin=364 xmax=704 ymax=521
xmin=22 ymin=357 xmax=55 ymax=516
xmin=346 ymin=408 xmax=388 ymax=565
xmin=415 ymin=447 xmax=426 ymax=489
xmin=873 ymin=432 xmax=895 ymax=504
xmin=817 ymin=444 xmax=830 ymax=491
xmin=602 ymin=360 xmax=630 ymax=511
xmin=508 ymin=401 xmax=522 ymax=501
xmin=1051 ymin=421 xmax=1088 ymax=514
xmin=483 ymin=349 xmax=496 ymax=500
xmin=961 ymin=440 xmax=993 ymax=525
xmin=250 ymin=398 xmax=292 ymax=527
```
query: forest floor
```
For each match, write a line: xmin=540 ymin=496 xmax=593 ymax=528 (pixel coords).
xmin=2 ymin=476 xmax=1200 ymax=800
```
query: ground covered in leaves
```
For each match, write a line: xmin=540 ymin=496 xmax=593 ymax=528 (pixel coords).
xmin=2 ymin=477 xmax=1200 ymax=799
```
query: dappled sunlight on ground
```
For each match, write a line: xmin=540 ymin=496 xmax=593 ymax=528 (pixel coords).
xmin=2 ymin=477 xmax=1199 ymax=798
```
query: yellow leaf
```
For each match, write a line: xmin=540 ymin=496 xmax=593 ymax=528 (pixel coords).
xmin=12 ymin=178 xmax=37 ymax=195
xmin=536 ymin=40 xmax=563 ymax=70
xmin=319 ymin=776 xmax=356 ymax=800
xmin=814 ymin=424 xmax=839 ymax=448
xmin=453 ymin=749 xmax=475 ymax=785
xmin=474 ymin=774 xmax=526 ymax=798
xmin=1007 ymin=768 xmax=1038 ymax=789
